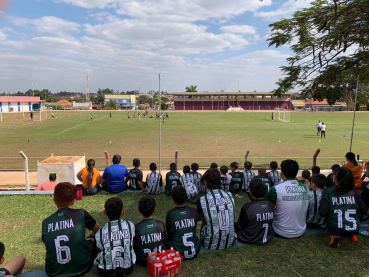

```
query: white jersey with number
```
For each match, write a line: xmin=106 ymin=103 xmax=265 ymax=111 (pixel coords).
xmin=180 ymin=173 xmax=199 ymax=200
xmin=146 ymin=173 xmax=164 ymax=194
xmin=95 ymin=220 xmax=136 ymax=270
xmin=242 ymin=170 xmax=255 ymax=190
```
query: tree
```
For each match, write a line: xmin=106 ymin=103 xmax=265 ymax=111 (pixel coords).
xmin=185 ymin=85 xmax=197 ymax=92
xmin=137 ymin=95 xmax=151 ymax=105
xmin=97 ymin=94 xmax=105 ymax=105
xmin=268 ymin=0 xmax=369 ymax=102
xmin=105 ymin=99 xmax=119 ymax=110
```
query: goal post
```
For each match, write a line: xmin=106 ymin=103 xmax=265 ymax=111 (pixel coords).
xmin=274 ymin=108 xmax=290 ymax=123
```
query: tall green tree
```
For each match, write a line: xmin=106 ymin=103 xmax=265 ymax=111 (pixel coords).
xmin=185 ymin=85 xmax=197 ymax=92
xmin=268 ymin=0 xmax=369 ymax=103
xmin=105 ymin=99 xmax=119 ymax=110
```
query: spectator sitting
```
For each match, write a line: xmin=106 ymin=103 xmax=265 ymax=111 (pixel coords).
xmin=319 ymin=167 xmax=368 ymax=248
xmin=191 ymin=163 xmax=205 ymax=193
xmin=128 ymin=158 xmax=146 ymax=192
xmin=229 ymin=162 xmax=243 ymax=193
xmin=242 ymin=161 xmax=255 ymax=192
xmin=342 ymin=152 xmax=363 ymax=189
xmin=134 ymin=196 xmax=168 ymax=266
xmin=308 ymin=166 xmax=320 ymax=187
xmin=326 ymin=164 xmax=340 ymax=188
xmin=297 ymin=170 xmax=311 ymax=188
xmin=197 ymin=168 xmax=236 ymax=250
xmin=236 ymin=179 xmax=274 ymax=245
xmin=101 ymin=154 xmax=129 ymax=193
xmin=94 ymin=197 xmax=136 ymax=276
xmin=220 ymin=165 xmax=236 ymax=195
xmin=35 ymin=173 xmax=57 ymax=191
xmin=268 ymin=161 xmax=281 ymax=186
xmin=210 ymin=163 xmax=218 ymax=169
xmin=146 ymin=163 xmax=164 ymax=194
xmin=77 ymin=159 xmax=101 ymax=195
xmin=166 ymin=186 xmax=201 ymax=259
xmin=180 ymin=165 xmax=199 ymax=203
xmin=165 ymin=163 xmax=181 ymax=196
xmin=267 ymin=159 xmax=309 ymax=239
xmin=0 ymin=242 xmax=26 ymax=277
xmin=42 ymin=182 xmax=101 ymax=277
xmin=307 ymin=174 xmax=326 ymax=229
xmin=254 ymin=168 xmax=272 ymax=195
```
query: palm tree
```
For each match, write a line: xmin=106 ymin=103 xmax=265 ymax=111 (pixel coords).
xmin=185 ymin=85 xmax=197 ymax=92
xmin=106 ymin=99 xmax=119 ymax=110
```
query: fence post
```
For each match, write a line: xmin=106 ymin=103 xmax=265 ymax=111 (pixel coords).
xmin=19 ymin=151 xmax=30 ymax=191
xmin=175 ymin=150 xmax=178 ymax=168
xmin=244 ymin=150 xmax=250 ymax=162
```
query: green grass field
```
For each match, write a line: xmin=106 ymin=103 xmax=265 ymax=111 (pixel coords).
xmin=1 ymin=111 xmax=368 ymax=170
xmin=1 ymin=192 xmax=369 ymax=277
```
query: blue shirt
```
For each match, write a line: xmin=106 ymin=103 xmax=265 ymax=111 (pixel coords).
xmin=102 ymin=164 xmax=129 ymax=193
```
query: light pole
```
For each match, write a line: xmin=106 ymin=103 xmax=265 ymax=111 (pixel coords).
xmin=159 ymin=73 xmax=163 ymax=174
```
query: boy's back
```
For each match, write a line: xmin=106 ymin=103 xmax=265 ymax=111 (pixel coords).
xmin=165 ymin=171 xmax=181 ymax=196
xmin=268 ymin=170 xmax=281 ymax=187
xmin=229 ymin=171 xmax=243 ymax=192
xmin=134 ymin=219 xmax=167 ymax=266
xmin=146 ymin=172 xmax=164 ymax=194
xmin=254 ymin=174 xmax=272 ymax=193
xmin=220 ymin=174 xmax=236 ymax=195
xmin=128 ymin=168 xmax=143 ymax=191
xmin=180 ymin=173 xmax=199 ymax=200
xmin=242 ymin=170 xmax=255 ymax=191
xmin=190 ymin=171 xmax=205 ymax=193
xmin=307 ymin=190 xmax=325 ymax=227
xmin=42 ymin=208 xmax=96 ymax=277
xmin=166 ymin=206 xmax=201 ymax=259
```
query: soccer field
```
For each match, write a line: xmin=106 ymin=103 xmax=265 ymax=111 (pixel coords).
xmin=0 ymin=110 xmax=368 ymax=171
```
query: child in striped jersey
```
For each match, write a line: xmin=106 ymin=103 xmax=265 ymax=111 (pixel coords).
xmin=242 ymin=161 xmax=255 ymax=192
xmin=307 ymin=174 xmax=326 ymax=229
xmin=146 ymin=163 xmax=164 ymax=195
xmin=220 ymin=165 xmax=236 ymax=195
xmin=94 ymin=197 xmax=136 ymax=276
xmin=180 ymin=166 xmax=199 ymax=203
xmin=268 ymin=161 xmax=281 ymax=187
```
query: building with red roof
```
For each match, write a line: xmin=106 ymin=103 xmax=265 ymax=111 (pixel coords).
xmin=305 ymin=99 xmax=347 ymax=111
xmin=0 ymin=96 xmax=45 ymax=113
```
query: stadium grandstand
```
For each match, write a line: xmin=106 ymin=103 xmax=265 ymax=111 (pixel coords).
xmin=172 ymin=92 xmax=294 ymax=111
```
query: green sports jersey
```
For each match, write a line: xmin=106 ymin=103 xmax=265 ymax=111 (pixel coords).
xmin=326 ymin=173 xmax=335 ymax=188
xmin=94 ymin=219 xmax=136 ymax=271
xmin=42 ymin=208 xmax=96 ymax=277
xmin=319 ymin=188 xmax=368 ymax=232
xmin=165 ymin=171 xmax=182 ymax=196
xmin=128 ymin=168 xmax=143 ymax=191
xmin=254 ymin=175 xmax=272 ymax=195
xmin=166 ymin=206 xmax=201 ymax=260
xmin=134 ymin=219 xmax=167 ymax=266
xmin=242 ymin=170 xmax=255 ymax=190
xmin=229 ymin=172 xmax=243 ymax=192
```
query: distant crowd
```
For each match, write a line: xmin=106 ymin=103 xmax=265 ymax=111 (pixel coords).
xmin=1 ymin=152 xmax=368 ymax=277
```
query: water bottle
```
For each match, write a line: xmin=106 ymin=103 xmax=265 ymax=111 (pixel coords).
xmin=169 ymin=247 xmax=176 ymax=257
xmin=164 ymin=255 xmax=174 ymax=277
xmin=154 ymin=258 xmax=162 ymax=277
xmin=161 ymin=251 xmax=167 ymax=262
xmin=149 ymin=252 xmax=157 ymax=263
xmin=173 ymin=251 xmax=182 ymax=275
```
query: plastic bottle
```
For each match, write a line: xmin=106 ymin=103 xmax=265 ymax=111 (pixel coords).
xmin=154 ymin=258 xmax=162 ymax=277
xmin=149 ymin=252 xmax=157 ymax=263
xmin=169 ymin=247 xmax=176 ymax=257
xmin=161 ymin=251 xmax=167 ymax=262
xmin=173 ymin=251 xmax=182 ymax=275
xmin=164 ymin=255 xmax=174 ymax=277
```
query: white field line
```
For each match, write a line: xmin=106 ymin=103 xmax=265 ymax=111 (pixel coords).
xmin=57 ymin=115 xmax=108 ymax=135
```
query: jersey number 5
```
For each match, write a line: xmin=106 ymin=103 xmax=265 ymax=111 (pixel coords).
xmin=54 ymin=235 xmax=71 ymax=265
xmin=182 ymin=233 xmax=196 ymax=259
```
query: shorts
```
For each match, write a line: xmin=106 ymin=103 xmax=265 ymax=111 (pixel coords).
xmin=318 ymin=127 xmax=321 ymax=131
xmin=0 ymin=268 xmax=11 ymax=276
xmin=98 ymin=266 xmax=133 ymax=277
xmin=326 ymin=224 xmax=357 ymax=237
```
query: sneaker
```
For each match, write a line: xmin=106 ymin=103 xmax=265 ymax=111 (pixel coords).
xmin=350 ymin=235 xmax=358 ymax=242
xmin=329 ymin=235 xmax=341 ymax=248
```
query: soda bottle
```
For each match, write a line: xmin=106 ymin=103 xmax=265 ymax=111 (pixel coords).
xmin=149 ymin=252 xmax=157 ymax=263
xmin=173 ymin=251 xmax=182 ymax=275
xmin=154 ymin=258 xmax=162 ymax=277
xmin=169 ymin=247 xmax=176 ymax=257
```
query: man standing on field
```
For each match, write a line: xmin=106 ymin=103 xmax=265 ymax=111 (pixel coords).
xmin=321 ymin=122 xmax=326 ymax=138
xmin=316 ymin=120 xmax=322 ymax=136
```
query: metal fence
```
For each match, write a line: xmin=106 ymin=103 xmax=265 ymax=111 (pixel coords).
xmin=0 ymin=152 xmax=367 ymax=190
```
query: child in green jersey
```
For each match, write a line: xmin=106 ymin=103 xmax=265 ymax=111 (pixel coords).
xmin=0 ymin=242 xmax=26 ymax=277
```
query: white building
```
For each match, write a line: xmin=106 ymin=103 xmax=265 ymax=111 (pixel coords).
xmin=0 ymin=96 xmax=45 ymax=113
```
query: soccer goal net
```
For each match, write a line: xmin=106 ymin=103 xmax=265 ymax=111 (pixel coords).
xmin=274 ymin=108 xmax=290 ymax=123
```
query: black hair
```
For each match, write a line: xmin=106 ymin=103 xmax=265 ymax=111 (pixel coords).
xmin=49 ymin=173 xmax=57 ymax=182
xmin=112 ymin=154 xmax=121 ymax=164
xmin=270 ymin=161 xmax=278 ymax=170
xmin=105 ymin=197 xmax=123 ymax=221
xmin=138 ymin=196 xmax=156 ymax=218
xmin=301 ymin=170 xmax=311 ymax=180
xmin=334 ymin=167 xmax=355 ymax=194
xmin=191 ymin=163 xmax=199 ymax=172
xmin=311 ymin=174 xmax=327 ymax=189
xmin=150 ymin=163 xmax=157 ymax=171
xmin=0 ymin=242 xmax=4 ymax=260
xmin=203 ymin=168 xmax=220 ymax=190
xmin=183 ymin=165 xmax=191 ymax=174
xmin=249 ymin=179 xmax=267 ymax=198
xmin=220 ymin=165 xmax=228 ymax=174
xmin=170 ymin=163 xmax=177 ymax=170
xmin=331 ymin=164 xmax=340 ymax=172
xmin=230 ymin=162 xmax=238 ymax=169
xmin=210 ymin=163 xmax=218 ymax=169
xmin=345 ymin=152 xmax=358 ymax=166
xmin=281 ymin=159 xmax=299 ymax=178
xmin=312 ymin=166 xmax=320 ymax=175
xmin=172 ymin=185 xmax=187 ymax=205
xmin=244 ymin=161 xmax=252 ymax=170
xmin=86 ymin=159 xmax=95 ymax=191
xmin=133 ymin=158 xmax=140 ymax=167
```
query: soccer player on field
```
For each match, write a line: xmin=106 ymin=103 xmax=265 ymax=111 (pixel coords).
xmin=180 ymin=166 xmax=199 ymax=203
xmin=165 ymin=163 xmax=182 ymax=196
xmin=42 ymin=182 xmax=101 ymax=277
xmin=306 ymin=174 xmax=326 ymax=229
xmin=268 ymin=161 xmax=281 ymax=187
xmin=0 ymin=242 xmax=26 ymax=277
xmin=242 ymin=161 xmax=255 ymax=191
xmin=319 ymin=167 xmax=368 ymax=248
xmin=197 ymin=168 xmax=236 ymax=250
xmin=220 ymin=165 xmax=236 ymax=195
xmin=229 ymin=162 xmax=243 ymax=193
xmin=316 ymin=120 xmax=322 ymax=136
xmin=90 ymin=114 xmax=93 ymax=121
xmin=267 ymin=160 xmax=309 ymax=239
xmin=127 ymin=112 xmax=130 ymax=119
xmin=254 ymin=168 xmax=272 ymax=195
xmin=145 ymin=163 xmax=164 ymax=194
xmin=166 ymin=186 xmax=201 ymax=259
xmin=236 ymin=179 xmax=274 ymax=245
xmin=128 ymin=158 xmax=146 ymax=192
xmin=94 ymin=197 xmax=136 ymax=276
xmin=134 ymin=196 xmax=168 ymax=266
xmin=190 ymin=163 xmax=205 ymax=193
xmin=52 ymin=112 xmax=55 ymax=120
xmin=321 ymin=122 xmax=326 ymax=138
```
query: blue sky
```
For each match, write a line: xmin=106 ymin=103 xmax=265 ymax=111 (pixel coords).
xmin=0 ymin=0 xmax=314 ymax=94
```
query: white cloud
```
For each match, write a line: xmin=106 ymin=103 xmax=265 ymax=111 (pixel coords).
xmin=255 ymin=0 xmax=314 ymax=21
xmin=0 ymin=30 xmax=6 ymax=40
xmin=220 ymin=25 xmax=256 ymax=35
xmin=53 ymin=0 xmax=116 ymax=9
